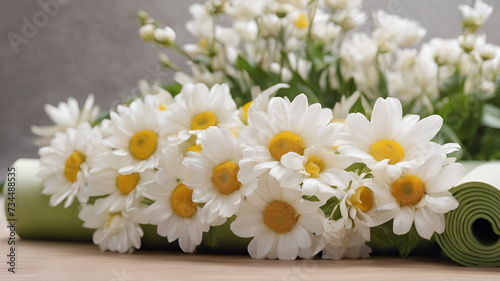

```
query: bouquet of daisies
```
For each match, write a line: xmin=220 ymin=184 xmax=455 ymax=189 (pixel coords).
xmin=29 ymin=0 xmax=498 ymax=261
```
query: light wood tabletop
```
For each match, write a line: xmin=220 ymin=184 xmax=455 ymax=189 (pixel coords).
xmin=1 ymin=199 xmax=499 ymax=281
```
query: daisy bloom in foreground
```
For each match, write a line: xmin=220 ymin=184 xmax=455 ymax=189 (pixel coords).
xmin=163 ymin=83 xmax=243 ymax=145
xmin=37 ymin=122 xmax=101 ymax=208
xmin=371 ymin=155 xmax=464 ymax=239
xmin=230 ymin=174 xmax=325 ymax=260
xmin=84 ymin=163 xmax=154 ymax=213
xmin=102 ymin=98 xmax=165 ymax=175
xmin=183 ymin=127 xmax=258 ymax=223
xmin=238 ymin=94 xmax=336 ymax=185
xmin=332 ymin=172 xmax=393 ymax=241
xmin=277 ymin=145 xmax=353 ymax=202
xmin=78 ymin=198 xmax=147 ymax=253
xmin=31 ymin=94 xmax=100 ymax=146
xmin=337 ymin=97 xmax=445 ymax=176
xmin=142 ymin=160 xmax=221 ymax=253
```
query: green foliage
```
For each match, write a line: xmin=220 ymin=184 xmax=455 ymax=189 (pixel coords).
xmin=396 ymin=225 xmax=420 ymax=257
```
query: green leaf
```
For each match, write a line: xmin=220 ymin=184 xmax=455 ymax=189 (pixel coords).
xmin=345 ymin=162 xmax=370 ymax=175
xmin=377 ymin=68 xmax=388 ymax=98
xmin=235 ymin=55 xmax=256 ymax=76
xmin=302 ymin=195 xmax=320 ymax=202
xmin=370 ymin=221 xmax=397 ymax=250
xmin=482 ymin=104 xmax=500 ymax=129
xmin=320 ymin=196 xmax=340 ymax=216
xmin=396 ymin=225 xmax=420 ymax=257
xmin=163 ymin=83 xmax=183 ymax=96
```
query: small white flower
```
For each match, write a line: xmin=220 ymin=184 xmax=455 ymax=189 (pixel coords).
xmin=84 ymin=164 xmax=154 ymax=213
xmin=330 ymin=172 xmax=393 ymax=241
xmin=230 ymin=174 xmax=325 ymax=260
xmin=142 ymin=160 xmax=221 ymax=253
xmin=321 ymin=220 xmax=371 ymax=260
xmin=227 ymin=0 xmax=266 ymax=19
xmin=238 ymin=94 xmax=336 ymax=185
xmin=459 ymin=0 xmax=493 ymax=33
xmin=102 ymin=98 xmax=165 ymax=175
xmin=372 ymin=10 xmax=426 ymax=53
xmin=371 ymin=155 xmax=463 ymax=239
xmin=37 ymin=122 xmax=102 ymax=208
xmin=277 ymin=145 xmax=353 ymax=202
xmin=154 ymin=26 xmax=176 ymax=45
xmin=78 ymin=198 xmax=147 ymax=253
xmin=139 ymin=23 xmax=155 ymax=41
xmin=31 ymin=94 xmax=100 ymax=146
xmin=163 ymin=83 xmax=244 ymax=145
xmin=233 ymin=20 xmax=258 ymax=41
xmin=338 ymin=97 xmax=445 ymax=176
xmin=332 ymin=91 xmax=361 ymax=122
xmin=421 ymin=38 xmax=462 ymax=66
xmin=183 ymin=127 xmax=258 ymax=223
xmin=332 ymin=8 xmax=367 ymax=31
xmin=325 ymin=0 xmax=362 ymax=10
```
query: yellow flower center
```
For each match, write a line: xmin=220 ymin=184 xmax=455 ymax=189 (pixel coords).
xmin=198 ymin=37 xmax=209 ymax=49
xmin=391 ymin=174 xmax=426 ymax=206
xmin=159 ymin=103 xmax=167 ymax=111
xmin=295 ymin=13 xmax=309 ymax=29
xmin=305 ymin=156 xmax=324 ymax=178
xmin=129 ymin=130 xmax=158 ymax=160
xmin=171 ymin=183 xmax=197 ymax=218
xmin=116 ymin=173 xmax=140 ymax=195
xmin=349 ymin=186 xmax=374 ymax=212
xmin=191 ymin=111 xmax=218 ymax=130
xmin=263 ymin=200 xmax=299 ymax=234
xmin=64 ymin=150 xmax=86 ymax=183
xmin=268 ymin=131 xmax=304 ymax=161
xmin=242 ymin=101 xmax=253 ymax=121
xmin=186 ymin=144 xmax=202 ymax=154
xmin=211 ymin=161 xmax=241 ymax=195
xmin=369 ymin=139 xmax=405 ymax=165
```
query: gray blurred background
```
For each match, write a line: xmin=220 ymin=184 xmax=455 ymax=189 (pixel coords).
xmin=1 ymin=0 xmax=499 ymax=181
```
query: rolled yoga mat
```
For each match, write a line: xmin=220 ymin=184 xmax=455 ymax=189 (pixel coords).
xmin=435 ymin=162 xmax=500 ymax=267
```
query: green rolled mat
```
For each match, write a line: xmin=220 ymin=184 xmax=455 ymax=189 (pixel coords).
xmin=3 ymin=158 xmax=94 ymax=241
xmin=435 ymin=161 xmax=500 ymax=267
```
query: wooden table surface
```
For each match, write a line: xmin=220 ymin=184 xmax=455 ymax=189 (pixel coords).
xmin=1 ymin=199 xmax=499 ymax=280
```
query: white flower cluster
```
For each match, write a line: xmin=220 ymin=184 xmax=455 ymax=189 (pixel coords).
xmin=36 ymin=80 xmax=463 ymax=259
xmin=139 ymin=0 xmax=499 ymax=116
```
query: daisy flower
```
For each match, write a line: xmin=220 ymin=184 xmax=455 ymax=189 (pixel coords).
xmin=337 ymin=97 xmax=445 ymax=176
xmin=230 ymin=174 xmax=325 ymax=260
xmin=276 ymin=145 xmax=354 ymax=202
xmin=238 ymin=94 xmax=336 ymax=185
xmin=84 ymin=164 xmax=155 ymax=213
xmin=37 ymin=122 xmax=102 ymax=208
xmin=31 ymin=94 xmax=100 ymax=146
xmin=163 ymin=83 xmax=244 ymax=145
xmin=101 ymin=98 xmax=165 ymax=175
xmin=370 ymin=154 xmax=464 ymax=239
xmin=183 ymin=127 xmax=258 ymax=223
xmin=330 ymin=172 xmax=393 ymax=241
xmin=142 ymin=154 xmax=222 ymax=253
xmin=78 ymin=197 xmax=147 ymax=253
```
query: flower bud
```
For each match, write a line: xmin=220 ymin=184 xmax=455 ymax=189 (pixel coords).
xmin=154 ymin=26 xmax=176 ymax=46
xmin=139 ymin=24 xmax=155 ymax=42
